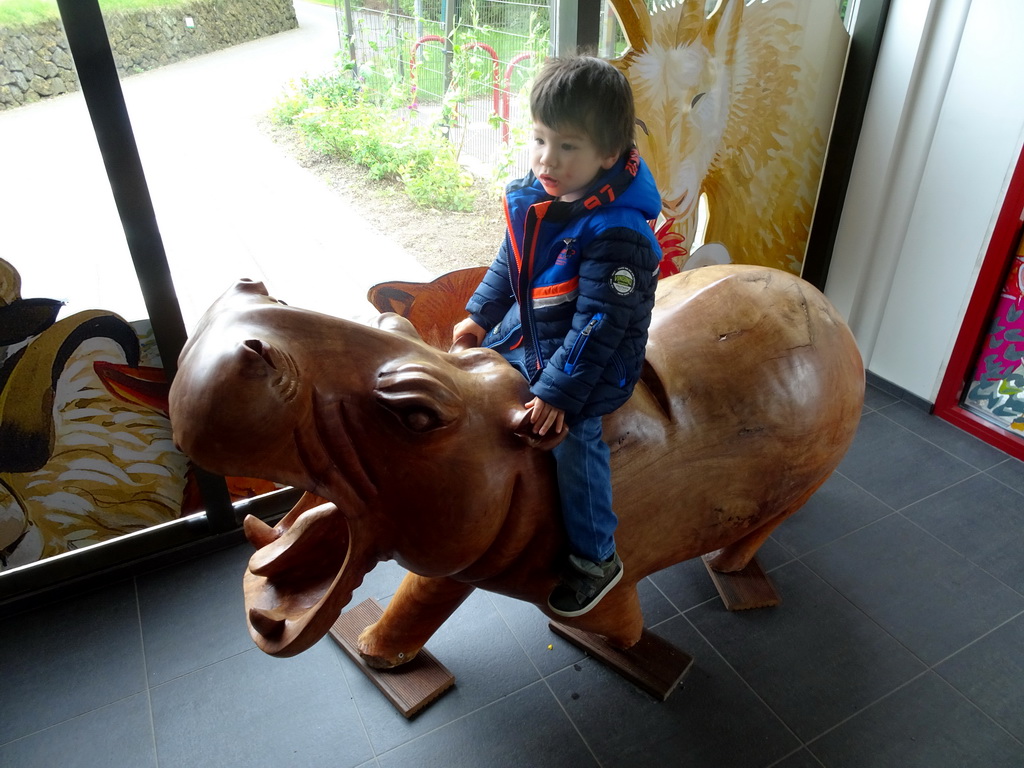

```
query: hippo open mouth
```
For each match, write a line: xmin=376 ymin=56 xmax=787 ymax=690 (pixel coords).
xmin=241 ymin=497 xmax=376 ymax=657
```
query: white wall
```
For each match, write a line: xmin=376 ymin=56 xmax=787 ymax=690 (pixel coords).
xmin=825 ymin=0 xmax=1024 ymax=402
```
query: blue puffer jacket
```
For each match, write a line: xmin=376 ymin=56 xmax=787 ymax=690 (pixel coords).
xmin=466 ymin=149 xmax=663 ymax=422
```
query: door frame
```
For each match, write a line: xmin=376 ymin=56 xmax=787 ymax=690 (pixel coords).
xmin=934 ymin=142 xmax=1024 ymax=460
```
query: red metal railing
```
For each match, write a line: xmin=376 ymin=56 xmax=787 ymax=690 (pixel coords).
xmin=410 ymin=36 xmax=501 ymax=116
xmin=410 ymin=37 xmax=532 ymax=144
xmin=500 ymin=52 xmax=533 ymax=144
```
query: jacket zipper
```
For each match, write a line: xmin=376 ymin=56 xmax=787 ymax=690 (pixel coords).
xmin=563 ymin=313 xmax=603 ymax=374
xmin=520 ymin=203 xmax=545 ymax=372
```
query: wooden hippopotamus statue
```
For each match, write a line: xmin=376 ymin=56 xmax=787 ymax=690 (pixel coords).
xmin=168 ymin=264 xmax=864 ymax=667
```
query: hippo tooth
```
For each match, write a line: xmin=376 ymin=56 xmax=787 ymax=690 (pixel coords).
xmin=249 ymin=606 xmax=287 ymax=638
xmin=243 ymin=514 xmax=278 ymax=549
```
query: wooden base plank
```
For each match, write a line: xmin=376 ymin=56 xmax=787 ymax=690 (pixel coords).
xmin=549 ymin=622 xmax=693 ymax=701
xmin=701 ymin=553 xmax=781 ymax=610
xmin=329 ymin=598 xmax=455 ymax=718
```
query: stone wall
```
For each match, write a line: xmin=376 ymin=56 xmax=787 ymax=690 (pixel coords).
xmin=0 ymin=0 xmax=298 ymax=111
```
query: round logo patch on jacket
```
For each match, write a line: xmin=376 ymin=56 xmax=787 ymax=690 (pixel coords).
xmin=610 ymin=267 xmax=636 ymax=296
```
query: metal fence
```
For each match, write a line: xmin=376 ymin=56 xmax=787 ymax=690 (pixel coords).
xmin=334 ymin=0 xmax=625 ymax=180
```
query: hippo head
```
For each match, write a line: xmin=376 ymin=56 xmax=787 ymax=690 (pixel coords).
xmin=169 ymin=279 xmax=562 ymax=656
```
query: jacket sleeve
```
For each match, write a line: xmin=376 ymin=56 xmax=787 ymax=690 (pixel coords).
xmin=531 ymin=226 xmax=660 ymax=414
xmin=465 ymin=231 xmax=517 ymax=332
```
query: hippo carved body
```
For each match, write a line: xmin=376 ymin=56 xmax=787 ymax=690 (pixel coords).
xmin=168 ymin=265 xmax=864 ymax=666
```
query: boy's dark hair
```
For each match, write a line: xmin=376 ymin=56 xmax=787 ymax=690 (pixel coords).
xmin=530 ymin=55 xmax=635 ymax=159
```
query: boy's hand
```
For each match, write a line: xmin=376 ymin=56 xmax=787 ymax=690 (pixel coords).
xmin=525 ymin=397 xmax=565 ymax=436
xmin=452 ymin=317 xmax=486 ymax=348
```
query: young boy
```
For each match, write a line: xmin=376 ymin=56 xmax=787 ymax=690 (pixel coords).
xmin=452 ymin=55 xmax=662 ymax=617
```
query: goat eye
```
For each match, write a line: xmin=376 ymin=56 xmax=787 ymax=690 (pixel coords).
xmin=691 ymin=92 xmax=706 ymax=108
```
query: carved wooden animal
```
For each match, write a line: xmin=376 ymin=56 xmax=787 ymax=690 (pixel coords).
xmin=168 ymin=265 xmax=864 ymax=666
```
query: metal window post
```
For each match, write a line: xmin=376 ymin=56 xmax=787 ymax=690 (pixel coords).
xmin=551 ymin=0 xmax=601 ymax=56
xmin=443 ymin=0 xmax=456 ymax=91
xmin=340 ymin=0 xmax=358 ymax=74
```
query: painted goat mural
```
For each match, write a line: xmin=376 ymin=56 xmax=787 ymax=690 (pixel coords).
xmin=609 ymin=0 xmax=849 ymax=274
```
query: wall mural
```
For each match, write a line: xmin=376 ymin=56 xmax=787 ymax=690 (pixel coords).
xmin=609 ymin=0 xmax=849 ymax=275
xmin=0 ymin=259 xmax=272 ymax=569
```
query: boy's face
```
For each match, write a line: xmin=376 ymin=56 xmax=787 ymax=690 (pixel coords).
xmin=530 ymin=121 xmax=620 ymax=203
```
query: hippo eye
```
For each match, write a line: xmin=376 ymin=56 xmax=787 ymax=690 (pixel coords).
xmin=375 ymin=367 xmax=463 ymax=434
xmin=403 ymin=409 xmax=438 ymax=433
xmin=691 ymin=92 xmax=706 ymax=109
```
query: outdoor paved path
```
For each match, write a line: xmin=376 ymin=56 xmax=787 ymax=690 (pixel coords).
xmin=0 ymin=1 xmax=431 ymax=332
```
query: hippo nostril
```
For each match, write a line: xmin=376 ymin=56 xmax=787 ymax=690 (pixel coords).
xmin=244 ymin=339 xmax=276 ymax=369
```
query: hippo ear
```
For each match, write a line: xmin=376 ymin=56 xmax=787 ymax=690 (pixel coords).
xmin=375 ymin=365 xmax=462 ymax=433
xmin=371 ymin=313 xmax=424 ymax=342
xmin=511 ymin=409 xmax=567 ymax=452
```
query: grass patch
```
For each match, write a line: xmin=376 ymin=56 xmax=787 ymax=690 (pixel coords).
xmin=0 ymin=0 xmax=56 ymax=26
xmin=0 ymin=0 xmax=192 ymax=28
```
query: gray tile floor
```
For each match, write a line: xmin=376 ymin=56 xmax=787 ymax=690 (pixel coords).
xmin=3 ymin=382 xmax=1024 ymax=767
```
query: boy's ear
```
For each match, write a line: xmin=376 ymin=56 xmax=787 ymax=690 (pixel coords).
xmin=601 ymin=153 xmax=620 ymax=170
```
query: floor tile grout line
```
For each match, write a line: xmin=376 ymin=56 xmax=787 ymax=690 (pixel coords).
xmin=536 ymin=674 xmax=606 ymax=768
xmin=832 ymin=466 xmax=899 ymax=513
xmin=0 ymin=690 xmax=158 ymax=752
xmin=763 ymin=745 xmax=826 ymax=768
xmin=350 ymin=595 xmax=591 ymax=764
xmin=892 ymin=469 xmax=984 ymax=515
xmin=484 ymin=592 xmax=605 ymax=766
xmin=769 ymin=506 xmax=901 ymax=567
xmin=984 ymin=461 xmax=1024 ymax=495
xmin=792 ymin=552 xmax=936 ymax=670
xmin=755 ymin=560 xmax=941 ymax=743
xmin=800 ymin=668 xmax=931 ymax=751
xmin=822 ymin=464 xmax=1024 ymax=595
xmin=930 ymin=664 xmax=1024 ymax=749
xmin=366 ymin=678 xmax=591 ymax=765
xmin=644 ymin=571 xmax=702 ymax=617
xmin=793 ymin=462 xmax=996 ymax=563
xmin=146 ymin=646 xmax=257 ymax=691
xmin=331 ymin=641 xmax=381 ymax=765
xmin=872 ymin=405 xmax=1012 ymax=472
xmin=485 ymin=591 xmax=555 ymax=684
xmin=894 ymin=507 xmax=1024 ymax=600
xmin=790 ymin=544 xmax=1024 ymax=717
xmin=928 ymin=607 xmax=1024 ymax=671
xmin=675 ymin=609 xmax=808 ymax=754
xmin=133 ymin=577 xmax=160 ymax=768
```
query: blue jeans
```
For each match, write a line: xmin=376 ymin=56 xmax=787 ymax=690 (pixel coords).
xmin=552 ymin=416 xmax=618 ymax=563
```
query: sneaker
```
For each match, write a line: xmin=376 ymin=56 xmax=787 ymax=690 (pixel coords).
xmin=547 ymin=553 xmax=624 ymax=618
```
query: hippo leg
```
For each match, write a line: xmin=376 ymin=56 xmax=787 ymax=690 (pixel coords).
xmin=357 ymin=572 xmax=475 ymax=669
xmin=707 ymin=475 xmax=830 ymax=572
xmin=553 ymin=582 xmax=645 ymax=649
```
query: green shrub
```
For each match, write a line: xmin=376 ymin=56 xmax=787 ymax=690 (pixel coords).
xmin=274 ymin=59 xmax=476 ymax=212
